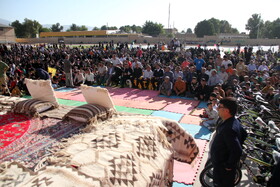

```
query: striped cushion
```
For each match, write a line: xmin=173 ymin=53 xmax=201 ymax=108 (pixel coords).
xmin=13 ymin=99 xmax=56 ymax=117
xmin=63 ymin=104 xmax=114 ymax=123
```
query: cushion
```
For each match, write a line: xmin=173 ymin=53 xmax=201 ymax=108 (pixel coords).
xmin=80 ymin=85 xmax=115 ymax=110
xmin=63 ymin=103 xmax=114 ymax=123
xmin=13 ymin=99 xmax=56 ymax=117
xmin=25 ymin=78 xmax=59 ymax=107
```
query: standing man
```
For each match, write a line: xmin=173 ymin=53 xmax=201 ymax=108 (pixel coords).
xmin=194 ymin=54 xmax=206 ymax=75
xmin=63 ymin=55 xmax=74 ymax=88
xmin=0 ymin=56 xmax=10 ymax=95
xmin=210 ymin=97 xmax=247 ymax=187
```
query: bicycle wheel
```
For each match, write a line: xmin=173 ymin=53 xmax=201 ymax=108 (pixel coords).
xmin=199 ymin=164 xmax=214 ymax=187
xmin=199 ymin=164 xmax=242 ymax=187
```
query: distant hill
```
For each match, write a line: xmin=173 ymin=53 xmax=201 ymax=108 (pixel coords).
xmin=0 ymin=18 xmax=11 ymax=26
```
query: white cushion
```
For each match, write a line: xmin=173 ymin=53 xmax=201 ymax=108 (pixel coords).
xmin=25 ymin=78 xmax=59 ymax=107
xmin=80 ymin=85 xmax=115 ymax=110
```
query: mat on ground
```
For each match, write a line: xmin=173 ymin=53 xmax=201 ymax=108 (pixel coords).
xmin=173 ymin=139 xmax=208 ymax=185
xmin=179 ymin=115 xmax=202 ymax=125
xmin=180 ymin=123 xmax=212 ymax=141
xmin=151 ymin=110 xmax=183 ymax=122
xmin=172 ymin=182 xmax=193 ymax=187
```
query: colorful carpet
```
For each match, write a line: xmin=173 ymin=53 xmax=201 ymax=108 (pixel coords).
xmin=114 ymin=105 xmax=154 ymax=115
xmin=151 ymin=110 xmax=184 ymax=122
xmin=0 ymin=113 xmax=30 ymax=149
xmin=172 ymin=182 xmax=193 ymax=187
xmin=180 ymin=123 xmax=212 ymax=141
xmin=3 ymin=86 xmax=211 ymax=185
xmin=55 ymin=87 xmax=77 ymax=92
xmin=122 ymin=89 xmax=159 ymax=101
xmin=190 ymin=108 xmax=205 ymax=116
xmin=197 ymin=101 xmax=208 ymax=108
xmin=162 ymin=102 xmax=196 ymax=115
xmin=0 ymin=117 xmax=85 ymax=170
xmin=179 ymin=115 xmax=202 ymax=125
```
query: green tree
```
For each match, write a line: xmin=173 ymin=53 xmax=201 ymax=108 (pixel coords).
xmin=219 ymin=20 xmax=232 ymax=33
xmin=261 ymin=21 xmax=273 ymax=38
xmin=23 ymin=18 xmax=42 ymax=38
xmin=246 ymin=14 xmax=263 ymax=38
xmin=208 ymin=18 xmax=220 ymax=34
xmin=39 ymin=27 xmax=51 ymax=33
xmin=186 ymin=28 xmax=193 ymax=34
xmin=131 ymin=24 xmax=142 ymax=33
xmin=67 ymin=24 xmax=88 ymax=31
xmin=119 ymin=25 xmax=132 ymax=33
xmin=79 ymin=25 xmax=88 ymax=31
xmin=92 ymin=27 xmax=100 ymax=30
xmin=101 ymin=25 xmax=107 ymax=30
xmin=108 ymin=26 xmax=118 ymax=30
xmin=51 ymin=23 xmax=63 ymax=32
xmin=194 ymin=20 xmax=214 ymax=37
xmin=68 ymin=23 xmax=79 ymax=31
xmin=271 ymin=18 xmax=280 ymax=38
xmin=11 ymin=20 xmax=25 ymax=38
xmin=231 ymin=28 xmax=239 ymax=34
xmin=142 ymin=21 xmax=164 ymax=37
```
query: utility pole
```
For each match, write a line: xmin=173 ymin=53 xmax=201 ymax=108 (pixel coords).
xmin=257 ymin=13 xmax=261 ymax=39
xmin=168 ymin=3 xmax=170 ymax=29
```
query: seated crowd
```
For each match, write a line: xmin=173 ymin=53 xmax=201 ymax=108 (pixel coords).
xmin=0 ymin=43 xmax=280 ymax=111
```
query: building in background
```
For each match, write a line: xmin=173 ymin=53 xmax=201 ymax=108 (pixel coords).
xmin=0 ymin=24 xmax=16 ymax=44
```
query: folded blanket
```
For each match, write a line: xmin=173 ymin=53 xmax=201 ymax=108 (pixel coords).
xmin=63 ymin=103 xmax=115 ymax=123
xmin=13 ymin=99 xmax=56 ymax=117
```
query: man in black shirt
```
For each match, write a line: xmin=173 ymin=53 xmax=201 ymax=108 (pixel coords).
xmin=132 ymin=63 xmax=143 ymax=88
xmin=210 ymin=97 xmax=247 ymax=187
xmin=151 ymin=63 xmax=163 ymax=90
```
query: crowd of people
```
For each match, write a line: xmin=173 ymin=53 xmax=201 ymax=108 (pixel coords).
xmin=0 ymin=42 xmax=279 ymax=108
xmin=0 ymin=41 xmax=280 ymax=186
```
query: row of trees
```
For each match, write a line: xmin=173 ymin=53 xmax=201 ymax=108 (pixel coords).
xmin=246 ymin=14 xmax=280 ymax=39
xmin=10 ymin=14 xmax=280 ymax=39
xmin=194 ymin=18 xmax=239 ymax=37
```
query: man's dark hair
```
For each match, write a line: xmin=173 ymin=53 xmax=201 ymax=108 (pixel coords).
xmin=219 ymin=97 xmax=238 ymax=116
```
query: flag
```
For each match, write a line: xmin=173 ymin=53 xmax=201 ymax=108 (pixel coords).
xmin=48 ymin=67 xmax=56 ymax=77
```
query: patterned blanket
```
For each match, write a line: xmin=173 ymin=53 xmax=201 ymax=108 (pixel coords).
xmin=43 ymin=115 xmax=198 ymax=187
xmin=0 ymin=96 xmax=26 ymax=115
xmin=0 ymin=96 xmax=199 ymax=187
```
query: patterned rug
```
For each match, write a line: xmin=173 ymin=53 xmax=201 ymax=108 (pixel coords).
xmin=0 ymin=116 xmax=85 ymax=170
xmin=0 ymin=113 xmax=30 ymax=149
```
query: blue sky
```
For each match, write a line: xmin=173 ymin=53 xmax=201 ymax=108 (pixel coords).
xmin=0 ymin=0 xmax=279 ymax=32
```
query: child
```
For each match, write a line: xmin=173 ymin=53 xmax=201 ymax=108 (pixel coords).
xmin=200 ymin=102 xmax=218 ymax=131
xmin=11 ymin=85 xmax=22 ymax=97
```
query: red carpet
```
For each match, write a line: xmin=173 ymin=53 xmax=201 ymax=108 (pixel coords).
xmin=0 ymin=113 xmax=30 ymax=149
xmin=0 ymin=117 xmax=84 ymax=169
